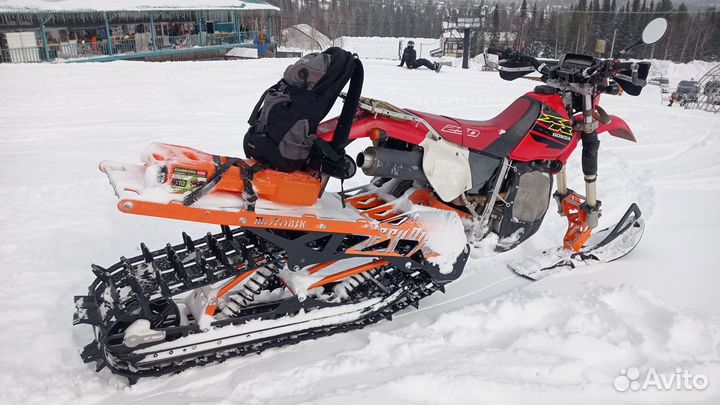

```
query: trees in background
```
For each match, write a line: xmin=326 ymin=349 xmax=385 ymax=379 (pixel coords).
xmin=268 ymin=0 xmax=719 ymax=62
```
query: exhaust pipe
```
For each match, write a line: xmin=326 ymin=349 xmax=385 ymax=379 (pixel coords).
xmin=356 ymin=147 xmax=427 ymax=182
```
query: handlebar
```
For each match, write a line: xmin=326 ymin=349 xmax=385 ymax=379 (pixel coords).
xmin=487 ymin=47 xmax=552 ymax=76
xmin=487 ymin=47 xmax=648 ymax=91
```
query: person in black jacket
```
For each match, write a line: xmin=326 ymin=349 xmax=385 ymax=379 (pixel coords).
xmin=399 ymin=41 xmax=441 ymax=72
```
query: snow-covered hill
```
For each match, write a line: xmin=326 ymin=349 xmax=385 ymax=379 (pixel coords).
xmin=0 ymin=58 xmax=718 ymax=404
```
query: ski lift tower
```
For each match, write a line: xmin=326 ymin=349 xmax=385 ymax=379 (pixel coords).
xmin=445 ymin=17 xmax=482 ymax=69
xmin=684 ymin=63 xmax=720 ymax=114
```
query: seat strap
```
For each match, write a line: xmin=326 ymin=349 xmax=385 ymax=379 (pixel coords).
xmin=183 ymin=158 xmax=261 ymax=207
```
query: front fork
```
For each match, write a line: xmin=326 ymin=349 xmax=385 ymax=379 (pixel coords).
xmin=554 ymin=90 xmax=602 ymax=252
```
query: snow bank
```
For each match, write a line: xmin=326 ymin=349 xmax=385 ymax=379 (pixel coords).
xmin=334 ymin=36 xmax=440 ymax=60
xmin=642 ymin=59 xmax=717 ymax=87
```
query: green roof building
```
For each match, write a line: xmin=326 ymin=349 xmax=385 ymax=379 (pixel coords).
xmin=0 ymin=0 xmax=280 ymax=62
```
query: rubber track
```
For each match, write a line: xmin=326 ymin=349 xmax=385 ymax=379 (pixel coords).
xmin=74 ymin=226 xmax=441 ymax=383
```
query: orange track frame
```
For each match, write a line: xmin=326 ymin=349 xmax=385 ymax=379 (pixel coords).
xmin=205 ymin=269 xmax=256 ymax=316
xmin=116 ymin=181 xmax=466 ymax=306
xmin=309 ymin=260 xmax=389 ymax=289
xmin=118 ymin=197 xmax=428 ymax=259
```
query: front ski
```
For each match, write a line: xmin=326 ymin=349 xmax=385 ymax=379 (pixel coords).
xmin=509 ymin=203 xmax=644 ymax=280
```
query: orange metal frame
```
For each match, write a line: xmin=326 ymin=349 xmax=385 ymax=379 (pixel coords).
xmin=560 ymin=193 xmax=593 ymax=252
xmin=309 ymin=260 xmax=389 ymax=289
xmin=205 ymin=269 xmax=256 ymax=316
xmin=118 ymin=195 xmax=428 ymax=260
xmin=407 ymin=189 xmax=472 ymax=219
xmin=114 ymin=166 xmax=470 ymax=314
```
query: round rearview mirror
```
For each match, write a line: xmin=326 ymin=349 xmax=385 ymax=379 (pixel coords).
xmin=642 ymin=18 xmax=668 ymax=45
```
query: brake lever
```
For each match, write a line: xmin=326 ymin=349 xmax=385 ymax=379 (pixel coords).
xmin=630 ymin=63 xmax=646 ymax=86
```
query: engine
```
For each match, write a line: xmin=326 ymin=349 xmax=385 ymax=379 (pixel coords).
xmin=355 ymin=143 xmax=556 ymax=252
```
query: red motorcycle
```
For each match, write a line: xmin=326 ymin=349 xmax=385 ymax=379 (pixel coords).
xmin=74 ymin=19 xmax=667 ymax=382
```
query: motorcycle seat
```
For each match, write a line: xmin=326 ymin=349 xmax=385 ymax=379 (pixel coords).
xmin=406 ymin=96 xmax=541 ymax=157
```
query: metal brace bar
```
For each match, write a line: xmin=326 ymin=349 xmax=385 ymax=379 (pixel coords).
xmin=472 ymin=157 xmax=511 ymax=241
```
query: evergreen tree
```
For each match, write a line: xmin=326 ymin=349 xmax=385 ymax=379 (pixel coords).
xmin=263 ymin=0 xmax=719 ymax=62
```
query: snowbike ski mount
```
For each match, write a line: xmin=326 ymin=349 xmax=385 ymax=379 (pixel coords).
xmin=74 ymin=143 xmax=470 ymax=382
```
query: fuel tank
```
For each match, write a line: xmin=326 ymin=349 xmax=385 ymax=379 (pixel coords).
xmin=508 ymin=89 xmax=579 ymax=164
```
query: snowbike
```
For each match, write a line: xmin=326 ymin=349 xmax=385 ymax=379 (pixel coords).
xmin=73 ymin=19 xmax=668 ymax=382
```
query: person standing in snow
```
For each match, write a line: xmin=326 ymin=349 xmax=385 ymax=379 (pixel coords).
xmin=668 ymin=91 xmax=677 ymax=107
xmin=399 ymin=41 xmax=441 ymax=72
xmin=256 ymin=31 xmax=269 ymax=58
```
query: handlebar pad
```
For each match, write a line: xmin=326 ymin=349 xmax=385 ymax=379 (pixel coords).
xmin=486 ymin=47 xmax=506 ymax=56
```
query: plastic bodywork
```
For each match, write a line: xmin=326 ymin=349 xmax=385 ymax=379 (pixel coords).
xmin=329 ymin=91 xmax=580 ymax=164
xmin=572 ymin=113 xmax=637 ymax=142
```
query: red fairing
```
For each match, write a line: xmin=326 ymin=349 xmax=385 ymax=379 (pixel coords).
xmin=527 ymin=91 xmax=567 ymax=114
xmin=509 ymin=92 xmax=577 ymax=163
xmin=554 ymin=131 xmax=582 ymax=163
xmin=317 ymin=109 xmax=427 ymax=145
xmin=598 ymin=115 xmax=637 ymax=142
xmin=571 ymin=112 xmax=636 ymax=142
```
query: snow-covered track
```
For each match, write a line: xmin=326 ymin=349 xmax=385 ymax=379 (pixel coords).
xmin=74 ymin=225 xmax=469 ymax=383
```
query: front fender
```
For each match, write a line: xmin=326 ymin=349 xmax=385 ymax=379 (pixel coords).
xmin=598 ymin=115 xmax=637 ymax=142
xmin=573 ymin=113 xmax=637 ymax=142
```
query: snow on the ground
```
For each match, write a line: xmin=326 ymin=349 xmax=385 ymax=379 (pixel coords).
xmin=334 ymin=36 xmax=440 ymax=60
xmin=1 ymin=57 xmax=719 ymax=404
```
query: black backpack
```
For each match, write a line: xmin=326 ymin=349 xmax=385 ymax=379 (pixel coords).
xmin=243 ymin=47 xmax=364 ymax=175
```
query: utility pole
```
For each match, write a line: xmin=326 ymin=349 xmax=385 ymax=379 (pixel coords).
xmin=449 ymin=17 xmax=481 ymax=70
xmin=609 ymin=28 xmax=617 ymax=57
xmin=462 ymin=27 xmax=471 ymax=69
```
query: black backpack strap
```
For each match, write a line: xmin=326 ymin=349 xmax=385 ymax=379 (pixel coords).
xmin=331 ymin=56 xmax=364 ymax=149
xmin=247 ymin=79 xmax=284 ymax=128
xmin=247 ymin=88 xmax=269 ymax=128
xmin=310 ymin=56 xmax=363 ymax=180
xmin=312 ymin=56 xmax=364 ymax=162
xmin=313 ymin=137 xmax=344 ymax=162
